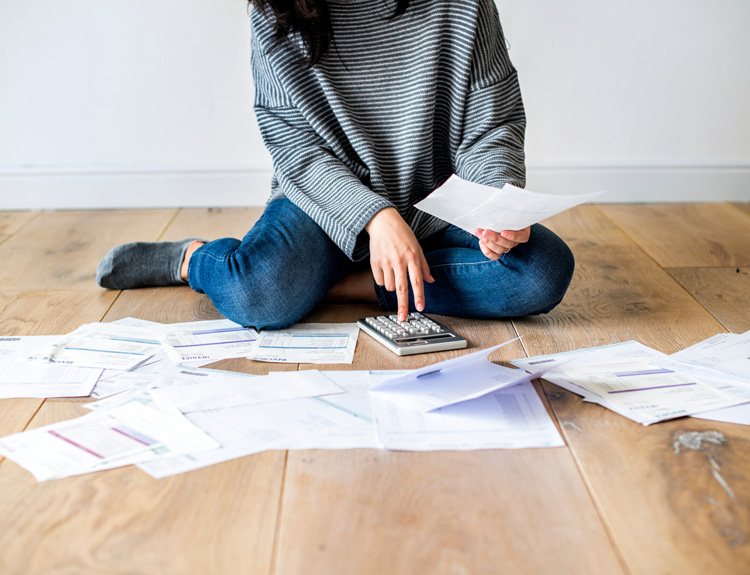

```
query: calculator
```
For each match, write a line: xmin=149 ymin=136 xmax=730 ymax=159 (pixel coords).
xmin=357 ymin=312 xmax=467 ymax=356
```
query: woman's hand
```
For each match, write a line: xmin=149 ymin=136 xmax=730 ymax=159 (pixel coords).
xmin=475 ymin=227 xmax=531 ymax=260
xmin=366 ymin=207 xmax=435 ymax=321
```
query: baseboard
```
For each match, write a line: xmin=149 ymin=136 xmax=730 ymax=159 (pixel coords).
xmin=0 ymin=165 xmax=748 ymax=210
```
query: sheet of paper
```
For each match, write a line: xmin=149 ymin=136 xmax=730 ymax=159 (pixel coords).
xmin=0 ymin=402 xmax=219 ymax=481
xmin=151 ymin=319 xmax=258 ymax=364
xmin=149 ymin=369 xmax=344 ymax=413
xmin=26 ymin=323 xmax=162 ymax=371
xmin=0 ymin=335 xmax=100 ymax=398
xmin=511 ymin=341 xmax=743 ymax=425
xmin=671 ymin=331 xmax=750 ymax=379
xmin=414 ymin=174 xmax=604 ymax=233
xmin=280 ymin=371 xmax=381 ymax=449
xmin=370 ymin=371 xmax=563 ymax=450
xmin=369 ymin=340 xmax=545 ymax=412
xmin=248 ymin=323 xmax=359 ymax=364
xmin=137 ymin=391 xmax=372 ymax=479
xmin=692 ymin=403 xmax=750 ymax=425
xmin=91 ymin=349 xmax=187 ymax=398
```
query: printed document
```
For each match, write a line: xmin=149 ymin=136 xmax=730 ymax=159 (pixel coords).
xmin=26 ymin=323 xmax=161 ymax=371
xmin=151 ymin=319 xmax=258 ymax=364
xmin=149 ymin=368 xmax=344 ymax=413
xmin=671 ymin=331 xmax=750 ymax=379
xmin=248 ymin=323 xmax=359 ymax=364
xmin=414 ymin=174 xmax=604 ymax=233
xmin=0 ymin=402 xmax=219 ymax=481
xmin=511 ymin=341 xmax=743 ymax=425
xmin=370 ymin=371 xmax=563 ymax=450
xmin=369 ymin=340 xmax=549 ymax=412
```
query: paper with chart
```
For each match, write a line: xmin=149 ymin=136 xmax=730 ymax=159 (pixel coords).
xmin=248 ymin=323 xmax=359 ymax=364
xmin=137 ymin=392 xmax=373 ymax=479
xmin=414 ymin=174 xmax=604 ymax=233
xmin=369 ymin=371 xmax=563 ymax=450
xmin=151 ymin=319 xmax=258 ymax=364
xmin=511 ymin=341 xmax=744 ymax=425
xmin=25 ymin=323 xmax=162 ymax=371
xmin=0 ymin=402 xmax=219 ymax=481
xmin=149 ymin=369 xmax=345 ymax=413
xmin=369 ymin=340 xmax=548 ymax=412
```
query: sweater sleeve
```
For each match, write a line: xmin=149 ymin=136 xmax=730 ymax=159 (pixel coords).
xmin=251 ymin=11 xmax=394 ymax=260
xmin=454 ymin=0 xmax=527 ymax=189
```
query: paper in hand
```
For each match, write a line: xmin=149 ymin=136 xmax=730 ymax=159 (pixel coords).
xmin=414 ymin=175 xmax=604 ymax=233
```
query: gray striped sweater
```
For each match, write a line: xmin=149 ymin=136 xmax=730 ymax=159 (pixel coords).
xmin=251 ymin=0 xmax=526 ymax=261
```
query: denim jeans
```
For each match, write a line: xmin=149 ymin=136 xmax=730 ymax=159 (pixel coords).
xmin=187 ymin=198 xmax=575 ymax=330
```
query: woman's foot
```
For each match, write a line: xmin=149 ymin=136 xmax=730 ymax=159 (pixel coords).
xmin=96 ymin=238 xmax=205 ymax=290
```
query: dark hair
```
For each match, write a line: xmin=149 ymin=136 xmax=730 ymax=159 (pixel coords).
xmin=251 ymin=0 xmax=412 ymax=67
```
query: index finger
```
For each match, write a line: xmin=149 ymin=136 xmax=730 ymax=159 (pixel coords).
xmin=408 ymin=260 xmax=426 ymax=314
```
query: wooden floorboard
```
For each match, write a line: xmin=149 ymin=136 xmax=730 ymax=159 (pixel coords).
xmin=514 ymin=206 xmax=750 ymax=574
xmin=600 ymin=203 xmax=750 ymax=268
xmin=0 ymin=204 xmax=748 ymax=574
xmin=0 ymin=210 xmax=177 ymax=291
xmin=667 ymin=267 xmax=750 ymax=334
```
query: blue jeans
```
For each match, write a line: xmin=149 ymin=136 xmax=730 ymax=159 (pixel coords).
xmin=187 ymin=198 xmax=575 ymax=329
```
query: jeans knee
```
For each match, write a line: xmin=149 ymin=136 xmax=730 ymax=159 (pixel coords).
xmin=525 ymin=232 xmax=575 ymax=315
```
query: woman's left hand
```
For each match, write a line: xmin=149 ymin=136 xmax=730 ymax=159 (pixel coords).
xmin=474 ymin=227 xmax=531 ymax=260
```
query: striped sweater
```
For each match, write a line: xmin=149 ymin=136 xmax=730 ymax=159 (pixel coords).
xmin=251 ymin=0 xmax=526 ymax=261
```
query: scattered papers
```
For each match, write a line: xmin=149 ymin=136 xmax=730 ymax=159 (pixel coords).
xmin=369 ymin=340 xmax=541 ymax=412
xmin=151 ymin=319 xmax=258 ymax=364
xmin=0 ymin=402 xmax=219 ymax=481
xmin=511 ymin=341 xmax=745 ymax=425
xmin=0 ymin=336 xmax=101 ymax=398
xmin=248 ymin=323 xmax=359 ymax=364
xmin=370 ymin=372 xmax=563 ymax=450
xmin=27 ymin=323 xmax=162 ymax=371
xmin=414 ymin=174 xmax=604 ymax=234
xmin=149 ymin=369 xmax=344 ymax=413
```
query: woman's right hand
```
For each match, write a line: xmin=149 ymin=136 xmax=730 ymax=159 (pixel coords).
xmin=365 ymin=207 xmax=435 ymax=322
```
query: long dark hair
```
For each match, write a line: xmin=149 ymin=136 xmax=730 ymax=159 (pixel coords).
xmin=252 ymin=0 xmax=412 ymax=67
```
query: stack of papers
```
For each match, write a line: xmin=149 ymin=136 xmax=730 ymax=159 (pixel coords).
xmin=511 ymin=339 xmax=750 ymax=425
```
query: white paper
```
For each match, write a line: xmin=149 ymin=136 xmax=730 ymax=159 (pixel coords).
xmin=27 ymin=323 xmax=162 ymax=371
xmin=370 ymin=371 xmax=563 ymax=450
xmin=280 ymin=371 xmax=381 ymax=449
xmin=0 ymin=402 xmax=219 ymax=481
xmin=693 ymin=403 xmax=750 ymax=425
xmin=151 ymin=319 xmax=258 ymax=364
xmin=511 ymin=341 xmax=743 ymax=425
xmin=0 ymin=336 xmax=100 ymax=398
xmin=149 ymin=369 xmax=345 ymax=413
xmin=137 ymin=392 xmax=371 ymax=478
xmin=672 ymin=331 xmax=750 ymax=379
xmin=369 ymin=340 xmax=542 ymax=412
xmin=248 ymin=323 xmax=359 ymax=364
xmin=414 ymin=174 xmax=604 ymax=233
xmin=91 ymin=349 xmax=185 ymax=398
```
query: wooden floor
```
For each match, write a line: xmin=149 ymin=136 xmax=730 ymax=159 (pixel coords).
xmin=0 ymin=203 xmax=749 ymax=575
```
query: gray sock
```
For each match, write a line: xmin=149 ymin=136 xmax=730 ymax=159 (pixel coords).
xmin=96 ymin=238 xmax=205 ymax=290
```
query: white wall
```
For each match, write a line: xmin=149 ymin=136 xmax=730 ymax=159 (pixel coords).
xmin=1 ymin=0 xmax=748 ymax=209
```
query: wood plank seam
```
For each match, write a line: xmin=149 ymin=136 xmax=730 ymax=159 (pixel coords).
xmin=155 ymin=208 xmax=183 ymax=242
xmin=0 ymin=398 xmax=47 ymax=467
xmin=271 ymin=450 xmax=291 ymax=575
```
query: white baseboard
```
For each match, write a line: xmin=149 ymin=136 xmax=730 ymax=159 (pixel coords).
xmin=0 ymin=165 xmax=748 ymax=210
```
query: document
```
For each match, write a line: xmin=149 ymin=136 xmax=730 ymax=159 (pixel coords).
xmin=414 ymin=174 xmax=604 ymax=234
xmin=26 ymin=323 xmax=161 ymax=371
xmin=370 ymin=371 xmax=563 ymax=450
xmin=138 ymin=391 xmax=372 ymax=478
xmin=148 ymin=369 xmax=345 ymax=413
xmin=671 ymin=331 xmax=750 ymax=379
xmin=91 ymin=349 xmax=184 ymax=398
xmin=0 ymin=402 xmax=219 ymax=481
xmin=151 ymin=319 xmax=258 ymax=364
xmin=248 ymin=323 xmax=359 ymax=364
xmin=369 ymin=340 xmax=547 ymax=412
xmin=281 ymin=371 xmax=381 ymax=449
xmin=511 ymin=341 xmax=743 ymax=425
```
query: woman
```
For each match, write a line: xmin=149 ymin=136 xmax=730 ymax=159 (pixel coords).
xmin=97 ymin=0 xmax=574 ymax=329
